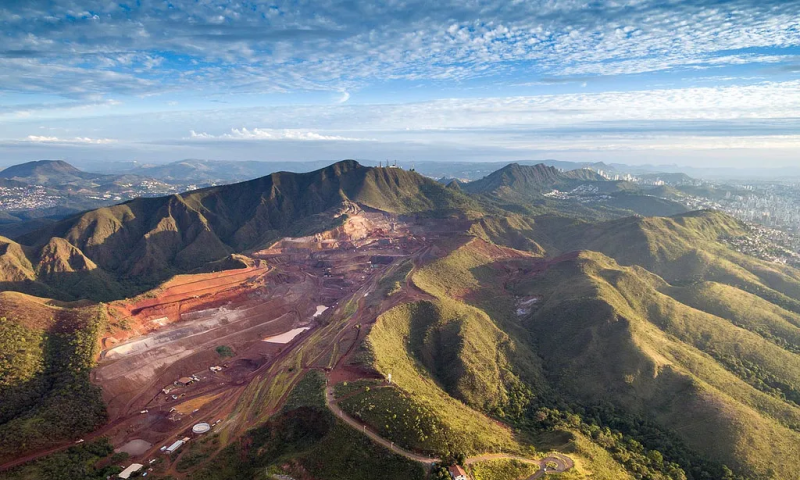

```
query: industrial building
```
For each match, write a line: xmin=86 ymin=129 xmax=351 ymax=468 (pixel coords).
xmin=165 ymin=439 xmax=184 ymax=454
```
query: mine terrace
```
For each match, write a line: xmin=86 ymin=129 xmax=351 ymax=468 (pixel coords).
xmin=81 ymin=209 xmax=449 ymax=476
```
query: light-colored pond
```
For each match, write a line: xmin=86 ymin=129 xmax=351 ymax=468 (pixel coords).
xmin=263 ymin=327 xmax=310 ymax=344
xmin=116 ymin=439 xmax=152 ymax=456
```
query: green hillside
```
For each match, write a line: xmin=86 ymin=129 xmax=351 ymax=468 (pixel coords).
xmin=514 ymin=251 xmax=800 ymax=479
xmin=0 ymin=299 xmax=108 ymax=464
xmin=397 ymin=233 xmax=800 ymax=479
xmin=357 ymin=299 xmax=524 ymax=456
xmin=519 ymin=210 xmax=800 ymax=317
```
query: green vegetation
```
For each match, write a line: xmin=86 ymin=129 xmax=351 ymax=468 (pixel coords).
xmin=531 ymin=406 xmax=696 ymax=480
xmin=281 ymin=369 xmax=326 ymax=411
xmin=365 ymin=300 xmax=525 ymax=456
xmin=191 ymin=374 xmax=424 ymax=480
xmin=707 ymin=348 xmax=800 ymax=408
xmin=333 ymin=378 xmax=383 ymax=399
xmin=340 ymin=386 xmax=454 ymax=454
xmin=669 ymin=281 xmax=800 ymax=354
xmin=215 ymin=345 xmax=234 ymax=358
xmin=0 ymin=438 xmax=119 ymax=480
xmin=0 ymin=317 xmax=45 ymax=423
xmin=402 ymin=234 xmax=800 ymax=479
xmin=0 ymin=308 xmax=108 ymax=463
xmin=299 ymin=421 xmax=426 ymax=480
xmin=516 ymin=250 xmax=800 ymax=479
xmin=468 ymin=459 xmax=538 ymax=480
xmin=374 ymin=259 xmax=413 ymax=300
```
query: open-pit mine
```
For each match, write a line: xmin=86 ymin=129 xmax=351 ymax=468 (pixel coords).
xmin=74 ymin=210 xmax=448 ymax=477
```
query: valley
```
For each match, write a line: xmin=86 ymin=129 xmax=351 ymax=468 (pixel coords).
xmin=0 ymin=161 xmax=798 ymax=480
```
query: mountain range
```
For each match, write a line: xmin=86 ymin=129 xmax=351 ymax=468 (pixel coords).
xmin=0 ymin=160 xmax=798 ymax=480
xmin=1 ymin=160 xmax=476 ymax=300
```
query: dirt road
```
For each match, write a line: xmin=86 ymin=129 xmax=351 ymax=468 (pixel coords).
xmin=325 ymin=386 xmax=440 ymax=464
xmin=324 ymin=384 xmax=574 ymax=477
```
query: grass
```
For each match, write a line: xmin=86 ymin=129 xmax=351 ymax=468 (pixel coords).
xmin=668 ymin=281 xmax=800 ymax=354
xmin=408 ymin=238 xmax=545 ymax=418
xmin=339 ymin=386 xmax=453 ymax=455
xmin=365 ymin=300 xmax=523 ymax=456
xmin=403 ymin=231 xmax=800 ymax=478
xmin=333 ymin=378 xmax=383 ymax=399
xmin=468 ymin=459 xmax=538 ymax=480
xmin=191 ymin=371 xmax=425 ymax=480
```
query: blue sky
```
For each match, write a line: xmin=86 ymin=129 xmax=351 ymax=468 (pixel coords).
xmin=0 ymin=0 xmax=799 ymax=167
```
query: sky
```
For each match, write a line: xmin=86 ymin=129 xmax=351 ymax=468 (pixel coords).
xmin=1 ymin=0 xmax=799 ymax=168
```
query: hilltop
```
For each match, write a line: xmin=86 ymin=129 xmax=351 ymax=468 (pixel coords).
xmin=463 ymin=163 xmax=624 ymax=197
xmin=0 ymin=160 xmax=132 ymax=189
xmin=0 ymin=160 xmax=86 ymax=184
xmin=461 ymin=163 xmax=687 ymax=218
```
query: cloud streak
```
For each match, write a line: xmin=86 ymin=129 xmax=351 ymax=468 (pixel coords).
xmin=24 ymin=135 xmax=116 ymax=144
xmin=189 ymin=128 xmax=368 ymax=142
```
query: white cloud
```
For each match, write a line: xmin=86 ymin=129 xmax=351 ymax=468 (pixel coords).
xmin=0 ymin=0 xmax=798 ymax=99
xmin=25 ymin=135 xmax=116 ymax=144
xmin=189 ymin=128 xmax=368 ymax=142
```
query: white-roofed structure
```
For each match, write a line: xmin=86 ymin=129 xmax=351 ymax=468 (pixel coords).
xmin=192 ymin=422 xmax=211 ymax=434
xmin=165 ymin=439 xmax=184 ymax=453
xmin=118 ymin=463 xmax=144 ymax=479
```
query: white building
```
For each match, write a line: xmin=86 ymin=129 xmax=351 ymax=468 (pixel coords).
xmin=118 ymin=463 xmax=144 ymax=479
xmin=165 ymin=439 xmax=184 ymax=453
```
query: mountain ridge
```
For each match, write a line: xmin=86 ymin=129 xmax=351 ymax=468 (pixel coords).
xmin=2 ymin=160 xmax=476 ymax=300
xmin=463 ymin=163 xmax=624 ymax=197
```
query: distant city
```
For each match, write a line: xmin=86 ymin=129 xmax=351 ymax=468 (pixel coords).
xmin=0 ymin=181 xmax=200 ymax=213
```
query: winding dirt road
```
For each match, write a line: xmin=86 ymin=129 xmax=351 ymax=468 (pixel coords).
xmin=324 ymin=385 xmax=574 ymax=477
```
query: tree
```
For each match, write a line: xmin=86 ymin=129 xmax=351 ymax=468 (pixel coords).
xmin=216 ymin=345 xmax=234 ymax=358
